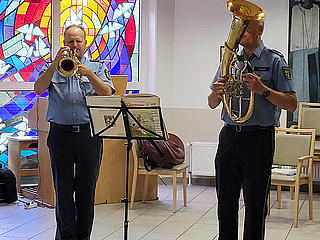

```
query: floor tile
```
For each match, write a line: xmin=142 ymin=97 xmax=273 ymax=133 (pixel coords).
xmin=0 ymin=183 xmax=319 ymax=240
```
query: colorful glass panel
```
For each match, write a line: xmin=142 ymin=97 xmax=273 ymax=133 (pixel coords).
xmin=0 ymin=0 xmax=140 ymax=167
xmin=0 ymin=0 xmax=52 ymax=167
xmin=60 ymin=0 xmax=139 ymax=83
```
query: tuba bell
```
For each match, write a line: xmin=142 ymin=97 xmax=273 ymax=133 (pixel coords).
xmin=57 ymin=49 xmax=79 ymax=78
xmin=221 ymin=0 xmax=264 ymax=123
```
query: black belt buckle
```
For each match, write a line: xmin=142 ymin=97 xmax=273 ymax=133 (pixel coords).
xmin=71 ymin=125 xmax=80 ymax=133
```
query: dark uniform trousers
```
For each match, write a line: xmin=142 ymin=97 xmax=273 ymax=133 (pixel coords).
xmin=215 ymin=125 xmax=275 ymax=240
xmin=47 ymin=123 xmax=103 ymax=240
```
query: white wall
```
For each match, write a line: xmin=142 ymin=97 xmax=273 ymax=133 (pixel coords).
xmin=144 ymin=0 xmax=289 ymax=144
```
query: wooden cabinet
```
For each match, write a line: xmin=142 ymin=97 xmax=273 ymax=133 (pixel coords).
xmin=8 ymin=136 xmax=39 ymax=193
xmin=95 ymin=139 xmax=157 ymax=204
xmin=28 ymin=97 xmax=157 ymax=207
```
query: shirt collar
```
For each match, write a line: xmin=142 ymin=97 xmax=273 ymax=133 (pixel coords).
xmin=80 ymin=55 xmax=88 ymax=63
xmin=239 ymin=41 xmax=265 ymax=59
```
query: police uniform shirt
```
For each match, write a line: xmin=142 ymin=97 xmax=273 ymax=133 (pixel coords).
xmin=39 ymin=56 xmax=115 ymax=125
xmin=210 ymin=41 xmax=295 ymax=127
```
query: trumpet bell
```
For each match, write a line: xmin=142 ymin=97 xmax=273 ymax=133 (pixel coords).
xmin=61 ymin=58 xmax=75 ymax=72
xmin=57 ymin=50 xmax=78 ymax=77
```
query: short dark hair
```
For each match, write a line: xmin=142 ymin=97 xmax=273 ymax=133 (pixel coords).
xmin=63 ymin=24 xmax=86 ymax=39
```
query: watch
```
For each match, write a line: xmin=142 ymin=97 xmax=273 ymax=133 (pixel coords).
xmin=262 ymin=88 xmax=271 ymax=98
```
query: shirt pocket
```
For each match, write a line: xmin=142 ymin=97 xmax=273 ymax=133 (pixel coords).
xmin=255 ymin=68 xmax=273 ymax=88
xmin=80 ymin=76 xmax=95 ymax=95
xmin=51 ymin=72 xmax=67 ymax=84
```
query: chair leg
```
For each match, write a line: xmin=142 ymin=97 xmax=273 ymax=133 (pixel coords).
xmin=142 ymin=175 xmax=149 ymax=203
xmin=277 ymin=185 xmax=282 ymax=209
xmin=130 ymin=166 xmax=138 ymax=210
xmin=183 ymin=170 xmax=187 ymax=207
xmin=173 ymin=172 xmax=177 ymax=213
xmin=309 ymin=179 xmax=313 ymax=220
xmin=290 ymin=186 xmax=294 ymax=200
xmin=294 ymin=184 xmax=300 ymax=228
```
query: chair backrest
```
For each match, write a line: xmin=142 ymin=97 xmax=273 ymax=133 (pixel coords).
xmin=274 ymin=128 xmax=316 ymax=167
xmin=298 ymin=102 xmax=320 ymax=136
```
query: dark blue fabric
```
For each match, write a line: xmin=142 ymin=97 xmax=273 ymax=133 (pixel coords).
xmin=47 ymin=124 xmax=102 ymax=240
xmin=215 ymin=125 xmax=274 ymax=240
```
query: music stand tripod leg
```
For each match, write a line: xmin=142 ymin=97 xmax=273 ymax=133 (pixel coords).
xmin=121 ymin=140 xmax=132 ymax=240
xmin=121 ymin=101 xmax=133 ymax=240
xmin=87 ymin=98 xmax=167 ymax=240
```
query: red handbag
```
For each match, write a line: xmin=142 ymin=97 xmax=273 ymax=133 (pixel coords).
xmin=139 ymin=133 xmax=185 ymax=171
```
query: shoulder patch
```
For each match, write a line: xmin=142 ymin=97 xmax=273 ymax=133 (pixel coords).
xmin=104 ymin=69 xmax=111 ymax=80
xmin=282 ymin=66 xmax=291 ymax=80
xmin=270 ymin=49 xmax=284 ymax=58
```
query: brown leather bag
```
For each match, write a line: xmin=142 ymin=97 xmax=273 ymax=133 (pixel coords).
xmin=139 ymin=133 xmax=185 ymax=171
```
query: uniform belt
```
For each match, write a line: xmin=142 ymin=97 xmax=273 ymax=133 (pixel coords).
xmin=50 ymin=122 xmax=90 ymax=133
xmin=226 ymin=124 xmax=274 ymax=133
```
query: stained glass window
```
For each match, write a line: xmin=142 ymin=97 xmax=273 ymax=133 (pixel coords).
xmin=60 ymin=0 xmax=139 ymax=82
xmin=0 ymin=0 xmax=140 ymax=167
xmin=0 ymin=0 xmax=51 ymax=167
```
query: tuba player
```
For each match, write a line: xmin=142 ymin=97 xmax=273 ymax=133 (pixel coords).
xmin=208 ymin=12 xmax=297 ymax=240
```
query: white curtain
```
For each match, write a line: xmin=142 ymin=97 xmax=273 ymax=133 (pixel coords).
xmin=291 ymin=5 xmax=319 ymax=50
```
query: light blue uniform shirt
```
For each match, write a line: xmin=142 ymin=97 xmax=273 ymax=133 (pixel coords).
xmin=40 ymin=56 xmax=115 ymax=125
xmin=210 ymin=41 xmax=295 ymax=127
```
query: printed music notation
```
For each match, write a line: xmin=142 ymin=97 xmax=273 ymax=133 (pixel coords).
xmin=86 ymin=94 xmax=167 ymax=139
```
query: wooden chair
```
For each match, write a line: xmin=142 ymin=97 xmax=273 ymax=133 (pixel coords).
xmin=268 ymin=128 xmax=319 ymax=227
xmin=130 ymin=141 xmax=188 ymax=212
xmin=289 ymin=102 xmax=320 ymax=200
xmin=295 ymin=102 xmax=320 ymax=158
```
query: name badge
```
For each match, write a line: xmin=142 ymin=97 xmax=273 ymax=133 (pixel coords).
xmin=254 ymin=66 xmax=270 ymax=71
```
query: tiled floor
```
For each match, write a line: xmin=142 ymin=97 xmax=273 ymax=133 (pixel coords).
xmin=0 ymin=182 xmax=319 ymax=240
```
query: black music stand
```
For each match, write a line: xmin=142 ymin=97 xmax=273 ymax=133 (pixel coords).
xmin=86 ymin=96 xmax=167 ymax=240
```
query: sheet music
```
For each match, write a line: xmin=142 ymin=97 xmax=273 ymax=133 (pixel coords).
xmin=86 ymin=94 xmax=167 ymax=139
xmin=123 ymin=94 xmax=164 ymax=138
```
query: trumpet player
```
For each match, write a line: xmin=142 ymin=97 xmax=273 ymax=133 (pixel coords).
xmin=34 ymin=25 xmax=114 ymax=240
xmin=208 ymin=19 xmax=297 ymax=240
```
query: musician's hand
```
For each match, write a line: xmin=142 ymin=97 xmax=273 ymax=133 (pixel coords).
xmin=76 ymin=62 xmax=91 ymax=77
xmin=53 ymin=46 xmax=70 ymax=66
xmin=242 ymin=73 xmax=265 ymax=95
xmin=211 ymin=77 xmax=225 ymax=99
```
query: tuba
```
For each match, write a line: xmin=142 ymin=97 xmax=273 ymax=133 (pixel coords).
xmin=221 ymin=0 xmax=264 ymax=123
xmin=57 ymin=49 xmax=79 ymax=78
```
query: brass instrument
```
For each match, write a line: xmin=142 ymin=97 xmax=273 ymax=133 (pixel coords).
xmin=57 ymin=49 xmax=80 ymax=78
xmin=222 ymin=0 xmax=264 ymax=123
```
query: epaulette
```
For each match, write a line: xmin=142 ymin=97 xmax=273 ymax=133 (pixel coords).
xmin=90 ymin=59 xmax=103 ymax=63
xmin=269 ymin=49 xmax=284 ymax=58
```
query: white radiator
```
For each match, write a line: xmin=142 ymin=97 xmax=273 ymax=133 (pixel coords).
xmin=313 ymin=167 xmax=320 ymax=181
xmin=188 ymin=142 xmax=218 ymax=178
xmin=187 ymin=142 xmax=320 ymax=182
xmin=304 ymin=166 xmax=320 ymax=182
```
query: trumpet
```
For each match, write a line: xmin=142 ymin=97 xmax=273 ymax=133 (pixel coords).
xmin=57 ymin=49 xmax=80 ymax=79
